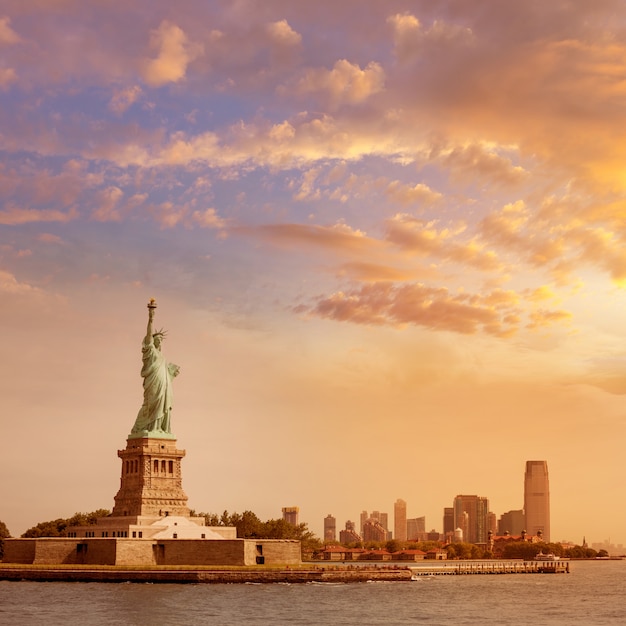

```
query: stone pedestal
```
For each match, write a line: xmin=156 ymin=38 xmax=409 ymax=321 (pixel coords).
xmin=112 ymin=437 xmax=190 ymax=517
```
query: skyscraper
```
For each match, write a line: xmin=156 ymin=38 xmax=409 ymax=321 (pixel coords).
xmin=282 ymin=506 xmax=299 ymax=526
xmin=453 ymin=495 xmax=490 ymax=544
xmin=498 ymin=509 xmax=525 ymax=536
xmin=406 ymin=516 xmax=426 ymax=541
xmin=394 ymin=499 xmax=407 ymax=542
xmin=524 ymin=460 xmax=550 ymax=542
xmin=324 ymin=514 xmax=336 ymax=542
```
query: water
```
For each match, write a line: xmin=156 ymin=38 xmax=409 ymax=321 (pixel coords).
xmin=1 ymin=561 xmax=625 ymax=625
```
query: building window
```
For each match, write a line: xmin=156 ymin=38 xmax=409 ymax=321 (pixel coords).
xmin=154 ymin=460 xmax=159 ymax=473
xmin=169 ymin=460 xmax=174 ymax=474
xmin=138 ymin=531 xmax=143 ymax=538
xmin=161 ymin=460 xmax=166 ymax=473
xmin=173 ymin=533 xmax=178 ymax=539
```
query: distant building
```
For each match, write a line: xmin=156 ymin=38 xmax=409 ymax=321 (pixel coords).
xmin=443 ymin=507 xmax=454 ymax=536
xmin=498 ymin=509 xmax=525 ymax=536
xmin=282 ymin=507 xmax=299 ymax=526
xmin=453 ymin=495 xmax=490 ymax=544
xmin=362 ymin=518 xmax=387 ymax=543
xmin=360 ymin=510 xmax=368 ymax=535
xmin=394 ymin=499 xmax=407 ymax=542
xmin=407 ymin=516 xmax=426 ymax=541
xmin=489 ymin=529 xmax=543 ymax=557
xmin=524 ymin=460 xmax=550 ymax=542
xmin=339 ymin=520 xmax=362 ymax=545
xmin=323 ymin=514 xmax=336 ymax=542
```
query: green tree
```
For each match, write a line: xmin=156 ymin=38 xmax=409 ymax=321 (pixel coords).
xmin=0 ymin=520 xmax=11 ymax=559
xmin=446 ymin=542 xmax=477 ymax=560
xmin=385 ymin=539 xmax=403 ymax=554
xmin=21 ymin=510 xmax=110 ymax=538
xmin=235 ymin=511 xmax=263 ymax=538
xmin=565 ymin=545 xmax=598 ymax=559
xmin=501 ymin=541 xmax=539 ymax=560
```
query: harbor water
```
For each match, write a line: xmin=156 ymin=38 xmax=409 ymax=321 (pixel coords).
xmin=1 ymin=560 xmax=625 ymax=625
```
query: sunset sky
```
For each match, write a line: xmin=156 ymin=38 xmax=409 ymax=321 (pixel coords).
xmin=2 ymin=0 xmax=626 ymax=547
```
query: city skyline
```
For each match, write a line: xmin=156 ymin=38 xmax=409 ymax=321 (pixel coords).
xmin=2 ymin=1 xmax=626 ymax=546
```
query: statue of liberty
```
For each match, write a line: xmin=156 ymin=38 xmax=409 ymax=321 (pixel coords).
xmin=131 ymin=299 xmax=180 ymax=436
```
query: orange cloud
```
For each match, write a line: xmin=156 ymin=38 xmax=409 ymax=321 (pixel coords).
xmin=386 ymin=213 xmax=501 ymax=271
xmin=143 ymin=21 xmax=203 ymax=87
xmin=0 ymin=16 xmax=21 ymax=45
xmin=0 ymin=206 xmax=78 ymax=225
xmin=301 ymin=282 xmax=519 ymax=336
xmin=283 ymin=59 xmax=385 ymax=107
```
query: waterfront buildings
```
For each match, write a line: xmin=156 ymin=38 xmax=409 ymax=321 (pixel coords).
xmin=524 ymin=460 xmax=550 ymax=542
xmin=394 ymin=499 xmax=407 ymax=542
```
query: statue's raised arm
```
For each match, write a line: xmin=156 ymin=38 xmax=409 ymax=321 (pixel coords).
xmin=130 ymin=299 xmax=180 ymax=438
xmin=145 ymin=299 xmax=156 ymax=343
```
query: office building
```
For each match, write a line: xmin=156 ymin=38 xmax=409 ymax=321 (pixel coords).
xmin=394 ymin=499 xmax=407 ymax=542
xmin=453 ymin=495 xmax=490 ymax=544
xmin=282 ymin=507 xmax=299 ymax=526
xmin=406 ymin=516 xmax=426 ymax=541
xmin=362 ymin=518 xmax=387 ymax=543
xmin=339 ymin=520 xmax=362 ymax=544
xmin=323 ymin=514 xmax=336 ymax=542
xmin=498 ymin=509 xmax=525 ymax=536
xmin=524 ymin=460 xmax=550 ymax=542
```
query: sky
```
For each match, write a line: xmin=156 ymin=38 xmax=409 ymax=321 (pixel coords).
xmin=2 ymin=0 xmax=626 ymax=547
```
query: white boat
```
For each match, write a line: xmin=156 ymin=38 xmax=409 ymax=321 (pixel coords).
xmin=535 ymin=552 xmax=559 ymax=561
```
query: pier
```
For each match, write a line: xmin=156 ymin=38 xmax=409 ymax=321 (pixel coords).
xmin=410 ymin=559 xmax=569 ymax=576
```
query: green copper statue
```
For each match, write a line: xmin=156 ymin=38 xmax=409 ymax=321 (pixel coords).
xmin=131 ymin=299 xmax=180 ymax=436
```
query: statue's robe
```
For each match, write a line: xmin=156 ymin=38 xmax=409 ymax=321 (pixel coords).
xmin=132 ymin=337 xmax=179 ymax=434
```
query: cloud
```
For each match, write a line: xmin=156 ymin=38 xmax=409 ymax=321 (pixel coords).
xmin=240 ymin=221 xmax=374 ymax=254
xmin=386 ymin=213 xmax=501 ymax=271
xmin=0 ymin=206 xmax=78 ymax=225
xmin=0 ymin=16 xmax=21 ymax=45
xmin=109 ymin=85 xmax=143 ymax=114
xmin=267 ymin=19 xmax=302 ymax=48
xmin=191 ymin=207 xmax=227 ymax=229
xmin=284 ymin=59 xmax=385 ymax=106
xmin=38 ymin=233 xmax=65 ymax=245
xmin=385 ymin=180 xmax=442 ymax=207
xmin=335 ymin=261 xmax=438 ymax=283
xmin=0 ymin=66 xmax=17 ymax=89
xmin=388 ymin=13 xmax=474 ymax=63
xmin=143 ymin=21 xmax=203 ymax=87
xmin=300 ymin=282 xmax=520 ymax=336
xmin=92 ymin=186 xmax=123 ymax=222
xmin=436 ymin=143 xmax=528 ymax=186
xmin=526 ymin=308 xmax=572 ymax=330
xmin=0 ymin=269 xmax=42 ymax=296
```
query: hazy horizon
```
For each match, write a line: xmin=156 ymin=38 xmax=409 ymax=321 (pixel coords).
xmin=2 ymin=0 xmax=626 ymax=546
